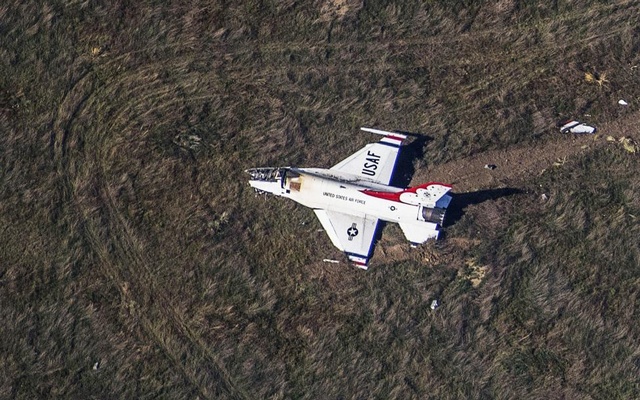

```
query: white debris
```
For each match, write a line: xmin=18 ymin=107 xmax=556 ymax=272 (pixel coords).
xmin=93 ymin=361 xmax=100 ymax=370
xmin=430 ymin=299 xmax=439 ymax=310
xmin=560 ymin=120 xmax=596 ymax=134
xmin=484 ymin=164 xmax=497 ymax=170
xmin=541 ymin=193 xmax=548 ymax=202
xmin=618 ymin=99 xmax=629 ymax=106
xmin=322 ymin=259 xmax=340 ymax=264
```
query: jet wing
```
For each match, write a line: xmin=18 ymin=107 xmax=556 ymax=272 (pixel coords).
xmin=313 ymin=209 xmax=379 ymax=269
xmin=330 ymin=128 xmax=407 ymax=185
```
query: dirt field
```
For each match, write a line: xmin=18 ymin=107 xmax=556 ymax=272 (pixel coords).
xmin=420 ymin=110 xmax=640 ymax=191
xmin=2 ymin=1 xmax=640 ymax=399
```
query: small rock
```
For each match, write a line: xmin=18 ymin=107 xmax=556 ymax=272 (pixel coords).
xmin=484 ymin=164 xmax=497 ymax=170
xmin=430 ymin=299 xmax=439 ymax=310
xmin=541 ymin=193 xmax=548 ymax=202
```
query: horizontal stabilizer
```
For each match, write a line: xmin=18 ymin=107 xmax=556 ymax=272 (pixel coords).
xmin=399 ymin=222 xmax=440 ymax=246
xmin=400 ymin=183 xmax=452 ymax=208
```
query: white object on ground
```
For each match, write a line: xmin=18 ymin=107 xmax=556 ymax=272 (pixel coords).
xmin=560 ymin=120 xmax=596 ymax=134
xmin=618 ymin=99 xmax=629 ymax=106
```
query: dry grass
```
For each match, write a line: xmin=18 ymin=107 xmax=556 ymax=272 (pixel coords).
xmin=2 ymin=0 xmax=640 ymax=398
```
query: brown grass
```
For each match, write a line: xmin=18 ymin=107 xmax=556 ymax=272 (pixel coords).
xmin=2 ymin=0 xmax=640 ymax=398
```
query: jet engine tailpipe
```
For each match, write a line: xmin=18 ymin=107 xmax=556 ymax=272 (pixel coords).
xmin=421 ymin=207 xmax=446 ymax=225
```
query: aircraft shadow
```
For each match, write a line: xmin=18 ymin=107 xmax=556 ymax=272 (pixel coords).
xmin=378 ymin=133 xmax=521 ymax=247
xmin=390 ymin=132 xmax=433 ymax=188
xmin=444 ymin=188 xmax=524 ymax=227
xmin=370 ymin=188 xmax=522 ymax=257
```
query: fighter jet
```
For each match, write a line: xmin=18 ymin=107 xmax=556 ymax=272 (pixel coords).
xmin=246 ymin=127 xmax=452 ymax=269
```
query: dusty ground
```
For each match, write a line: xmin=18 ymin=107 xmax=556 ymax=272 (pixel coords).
xmin=365 ymin=109 xmax=640 ymax=275
xmin=416 ymin=109 xmax=640 ymax=192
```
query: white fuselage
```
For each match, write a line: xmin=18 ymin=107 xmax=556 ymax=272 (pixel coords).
xmin=247 ymin=128 xmax=451 ymax=267
xmin=249 ymin=167 xmax=443 ymax=229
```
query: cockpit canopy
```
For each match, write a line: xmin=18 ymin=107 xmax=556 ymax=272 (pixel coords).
xmin=246 ymin=167 xmax=302 ymax=195
xmin=245 ymin=167 xmax=287 ymax=182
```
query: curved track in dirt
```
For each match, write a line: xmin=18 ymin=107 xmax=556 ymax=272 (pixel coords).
xmin=50 ymin=57 xmax=247 ymax=400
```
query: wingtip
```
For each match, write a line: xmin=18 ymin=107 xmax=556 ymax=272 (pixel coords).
xmin=360 ymin=127 xmax=408 ymax=140
xmin=347 ymin=254 xmax=370 ymax=270
xmin=353 ymin=262 xmax=369 ymax=270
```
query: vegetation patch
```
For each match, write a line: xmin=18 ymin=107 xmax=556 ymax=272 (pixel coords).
xmin=2 ymin=1 xmax=640 ymax=398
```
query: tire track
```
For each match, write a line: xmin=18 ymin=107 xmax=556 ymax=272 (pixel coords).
xmin=95 ymin=93 xmax=247 ymax=399
xmin=50 ymin=58 xmax=247 ymax=399
xmin=46 ymin=3 xmax=640 ymax=394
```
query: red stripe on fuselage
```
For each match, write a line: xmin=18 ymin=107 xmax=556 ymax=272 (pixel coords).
xmin=403 ymin=182 xmax=452 ymax=193
xmin=360 ymin=182 xmax=452 ymax=203
xmin=360 ymin=189 xmax=402 ymax=202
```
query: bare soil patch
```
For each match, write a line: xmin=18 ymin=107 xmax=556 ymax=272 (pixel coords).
xmin=416 ymin=109 xmax=640 ymax=192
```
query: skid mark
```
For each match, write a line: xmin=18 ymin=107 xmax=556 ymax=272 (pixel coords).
xmin=417 ymin=110 xmax=640 ymax=192
xmin=49 ymin=61 xmax=247 ymax=400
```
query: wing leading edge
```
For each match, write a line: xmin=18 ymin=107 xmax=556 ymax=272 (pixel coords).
xmin=330 ymin=127 xmax=407 ymax=185
xmin=313 ymin=209 xmax=379 ymax=269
